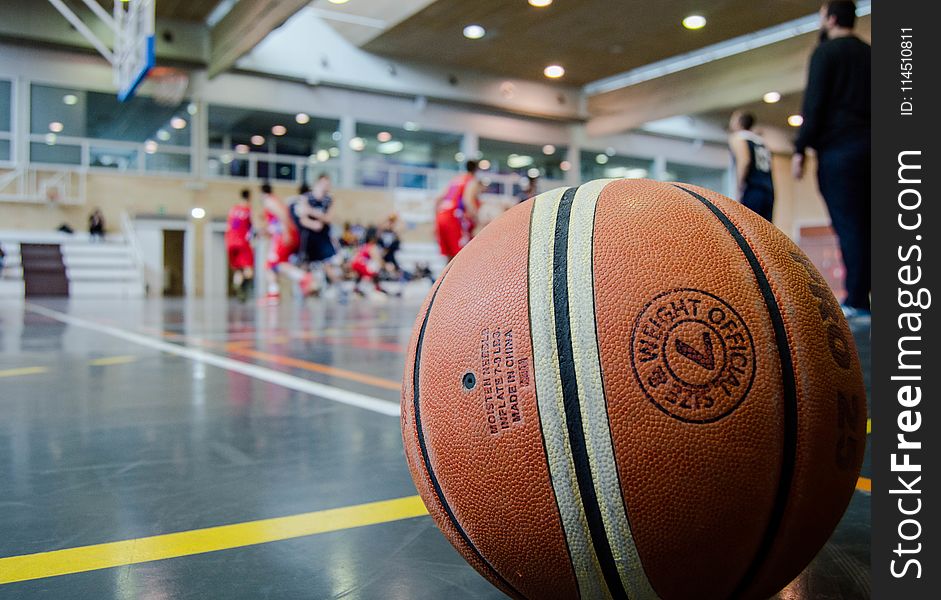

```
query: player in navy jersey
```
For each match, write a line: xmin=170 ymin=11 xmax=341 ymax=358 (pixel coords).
xmin=728 ymin=110 xmax=775 ymax=222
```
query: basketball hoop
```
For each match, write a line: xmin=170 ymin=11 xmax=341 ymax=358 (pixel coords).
xmin=147 ymin=67 xmax=190 ymax=107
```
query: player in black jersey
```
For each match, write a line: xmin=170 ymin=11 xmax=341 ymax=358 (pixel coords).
xmin=728 ymin=110 xmax=775 ymax=222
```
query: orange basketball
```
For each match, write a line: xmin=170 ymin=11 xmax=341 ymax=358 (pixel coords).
xmin=402 ymin=179 xmax=866 ymax=600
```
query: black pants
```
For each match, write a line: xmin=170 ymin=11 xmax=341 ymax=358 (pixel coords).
xmin=741 ymin=186 xmax=775 ymax=222
xmin=816 ymin=136 xmax=871 ymax=311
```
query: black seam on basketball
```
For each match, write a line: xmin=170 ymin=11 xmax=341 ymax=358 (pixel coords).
xmin=672 ymin=184 xmax=798 ymax=599
xmin=527 ymin=193 xmax=583 ymax=598
xmin=552 ymin=186 xmax=630 ymax=600
xmin=411 ymin=272 xmax=526 ymax=600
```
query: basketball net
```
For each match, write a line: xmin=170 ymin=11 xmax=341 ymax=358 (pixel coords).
xmin=146 ymin=66 xmax=190 ymax=107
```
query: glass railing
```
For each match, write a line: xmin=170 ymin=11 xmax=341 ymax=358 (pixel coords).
xmin=27 ymin=134 xmax=192 ymax=176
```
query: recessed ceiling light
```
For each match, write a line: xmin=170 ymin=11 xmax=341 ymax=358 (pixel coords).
xmin=295 ymin=113 xmax=310 ymax=124
xmin=48 ymin=121 xmax=64 ymax=133
xmin=62 ymin=94 xmax=78 ymax=105
xmin=271 ymin=125 xmax=287 ymax=136
xmin=455 ymin=152 xmax=466 ymax=162
xmin=190 ymin=207 xmax=206 ymax=219
xmin=788 ymin=114 xmax=804 ymax=127
xmin=170 ymin=117 xmax=187 ymax=130
xmin=144 ymin=140 xmax=158 ymax=154
xmin=45 ymin=133 xmax=57 ymax=145
xmin=328 ymin=0 xmax=349 ymax=4
xmin=596 ymin=154 xmax=609 ymax=165
xmin=683 ymin=15 xmax=707 ymax=30
xmin=560 ymin=160 xmax=571 ymax=171
xmin=235 ymin=144 xmax=250 ymax=154
xmin=463 ymin=24 xmax=486 ymax=40
xmin=507 ymin=154 xmax=534 ymax=168
xmin=349 ymin=137 xmax=366 ymax=151
xmin=316 ymin=149 xmax=330 ymax=162
xmin=527 ymin=167 xmax=541 ymax=178
xmin=251 ymin=135 xmax=266 ymax=146
xmin=377 ymin=131 xmax=392 ymax=142
xmin=763 ymin=91 xmax=782 ymax=104
xmin=544 ymin=64 xmax=565 ymax=79
xmin=478 ymin=159 xmax=491 ymax=170
xmin=529 ymin=0 xmax=553 ymax=7
xmin=329 ymin=147 xmax=340 ymax=157
xmin=157 ymin=130 xmax=171 ymax=141
xmin=186 ymin=103 xmax=198 ymax=115
xmin=542 ymin=144 xmax=556 ymax=155
xmin=404 ymin=121 xmax=420 ymax=131
xmin=605 ymin=147 xmax=616 ymax=157
xmin=331 ymin=131 xmax=342 ymax=141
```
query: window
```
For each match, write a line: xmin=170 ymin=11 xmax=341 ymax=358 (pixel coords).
xmin=29 ymin=84 xmax=192 ymax=172
xmin=352 ymin=123 xmax=462 ymax=189
xmin=0 ymin=80 xmax=11 ymax=161
xmin=581 ymin=151 xmax=654 ymax=182
xmin=207 ymin=105 xmax=339 ymax=181
xmin=664 ymin=162 xmax=729 ymax=195
xmin=478 ymin=138 xmax=568 ymax=180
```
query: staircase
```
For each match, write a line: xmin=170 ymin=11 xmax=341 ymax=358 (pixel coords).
xmin=20 ymin=244 xmax=69 ymax=296
xmin=0 ymin=232 xmax=144 ymax=298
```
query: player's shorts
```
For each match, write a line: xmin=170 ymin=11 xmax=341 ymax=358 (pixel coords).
xmin=436 ymin=211 xmax=465 ymax=259
xmin=266 ymin=235 xmax=297 ymax=271
xmin=352 ymin=261 xmax=378 ymax=279
xmin=227 ymin=243 xmax=254 ymax=270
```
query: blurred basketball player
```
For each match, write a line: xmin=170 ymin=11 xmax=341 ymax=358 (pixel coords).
xmin=351 ymin=228 xmax=399 ymax=297
xmin=292 ymin=174 xmax=345 ymax=294
xmin=226 ymin=189 xmax=254 ymax=302
xmin=435 ymin=160 xmax=481 ymax=261
xmin=728 ymin=110 xmax=775 ymax=222
xmin=792 ymin=0 xmax=871 ymax=318
xmin=260 ymin=182 xmax=312 ymax=304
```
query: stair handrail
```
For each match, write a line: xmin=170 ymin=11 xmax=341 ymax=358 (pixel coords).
xmin=120 ymin=210 xmax=147 ymax=296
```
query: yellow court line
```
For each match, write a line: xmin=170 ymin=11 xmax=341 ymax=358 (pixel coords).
xmin=0 ymin=495 xmax=428 ymax=585
xmin=856 ymin=476 xmax=871 ymax=493
xmin=0 ymin=366 xmax=49 ymax=379
xmin=88 ymin=355 xmax=139 ymax=367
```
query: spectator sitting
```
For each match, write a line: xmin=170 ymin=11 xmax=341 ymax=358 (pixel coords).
xmin=89 ymin=208 xmax=106 ymax=242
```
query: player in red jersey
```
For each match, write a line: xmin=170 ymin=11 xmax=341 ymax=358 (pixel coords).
xmin=260 ymin=182 xmax=312 ymax=304
xmin=350 ymin=228 xmax=398 ymax=297
xmin=226 ymin=188 xmax=255 ymax=302
xmin=435 ymin=160 xmax=482 ymax=261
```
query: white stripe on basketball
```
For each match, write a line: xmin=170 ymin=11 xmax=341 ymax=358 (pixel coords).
xmin=567 ymin=180 xmax=659 ymax=600
xmin=529 ymin=188 xmax=610 ymax=600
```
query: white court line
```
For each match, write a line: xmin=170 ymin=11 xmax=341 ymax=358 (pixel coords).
xmin=25 ymin=303 xmax=401 ymax=417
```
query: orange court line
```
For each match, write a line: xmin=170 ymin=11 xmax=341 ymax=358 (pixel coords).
xmin=224 ymin=345 xmax=401 ymax=391
xmin=856 ymin=477 xmax=871 ymax=493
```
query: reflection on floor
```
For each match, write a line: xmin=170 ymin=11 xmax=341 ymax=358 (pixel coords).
xmin=0 ymin=297 xmax=870 ymax=598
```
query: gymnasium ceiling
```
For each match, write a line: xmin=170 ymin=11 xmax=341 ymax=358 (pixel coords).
xmin=360 ymin=0 xmax=825 ymax=86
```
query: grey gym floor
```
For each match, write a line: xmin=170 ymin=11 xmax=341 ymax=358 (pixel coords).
xmin=0 ymin=296 xmax=871 ymax=598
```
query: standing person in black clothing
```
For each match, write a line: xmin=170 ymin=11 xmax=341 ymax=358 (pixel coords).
xmin=728 ymin=110 xmax=775 ymax=222
xmin=792 ymin=0 xmax=871 ymax=319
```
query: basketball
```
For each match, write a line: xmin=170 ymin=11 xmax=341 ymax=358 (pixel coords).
xmin=402 ymin=179 xmax=867 ymax=599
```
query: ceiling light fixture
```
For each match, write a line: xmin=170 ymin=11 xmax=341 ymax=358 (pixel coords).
xmin=251 ymin=135 xmax=266 ymax=146
xmin=170 ymin=117 xmax=187 ymax=130
xmin=48 ymin=121 xmax=64 ymax=133
xmin=377 ymin=131 xmax=392 ymax=142
xmin=788 ymin=114 xmax=804 ymax=127
xmin=544 ymin=64 xmax=565 ymax=79
xmin=529 ymin=0 xmax=553 ymax=7
xmin=683 ymin=15 xmax=707 ymax=30
xmin=542 ymin=144 xmax=556 ymax=155
xmin=63 ymin=94 xmax=78 ymax=105
xmin=763 ymin=91 xmax=782 ymax=103
xmin=271 ymin=125 xmax=287 ymax=136
xmin=295 ymin=113 xmax=310 ymax=124
xmin=463 ymin=25 xmax=486 ymax=40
